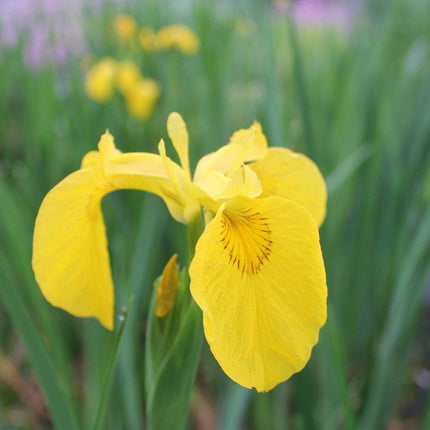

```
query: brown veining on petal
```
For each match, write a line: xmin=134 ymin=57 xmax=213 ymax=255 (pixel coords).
xmin=220 ymin=208 xmax=272 ymax=276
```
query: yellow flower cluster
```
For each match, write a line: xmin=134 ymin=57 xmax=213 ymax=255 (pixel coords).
xmin=113 ymin=13 xmax=200 ymax=56
xmin=85 ymin=58 xmax=160 ymax=120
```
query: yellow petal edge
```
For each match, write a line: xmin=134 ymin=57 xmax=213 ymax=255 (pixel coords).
xmin=250 ymin=147 xmax=327 ymax=226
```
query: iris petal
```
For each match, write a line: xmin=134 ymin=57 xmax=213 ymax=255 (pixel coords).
xmin=32 ymin=167 xmax=115 ymax=329
xmin=32 ymin=132 xmax=188 ymax=328
xmin=194 ymin=121 xmax=267 ymax=182
xmin=250 ymin=147 xmax=327 ymax=226
xmin=195 ymin=165 xmax=262 ymax=201
xmin=189 ymin=196 xmax=327 ymax=391
xmin=167 ymin=112 xmax=190 ymax=177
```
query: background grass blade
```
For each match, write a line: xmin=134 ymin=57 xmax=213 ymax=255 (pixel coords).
xmin=0 ymin=252 xmax=79 ymax=430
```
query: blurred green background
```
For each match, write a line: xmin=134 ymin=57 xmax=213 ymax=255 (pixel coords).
xmin=1 ymin=0 xmax=430 ymax=428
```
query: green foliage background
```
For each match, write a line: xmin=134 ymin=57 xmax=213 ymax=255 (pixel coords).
xmin=0 ymin=0 xmax=430 ymax=428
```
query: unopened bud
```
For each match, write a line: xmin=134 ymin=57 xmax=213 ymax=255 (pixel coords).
xmin=155 ymin=254 xmax=179 ymax=317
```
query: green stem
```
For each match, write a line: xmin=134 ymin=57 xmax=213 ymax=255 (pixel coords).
xmin=286 ymin=14 xmax=315 ymax=153
xmin=187 ymin=209 xmax=205 ymax=263
xmin=91 ymin=297 xmax=134 ymax=430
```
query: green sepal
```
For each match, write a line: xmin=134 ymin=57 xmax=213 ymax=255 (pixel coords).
xmin=145 ymin=268 xmax=203 ymax=430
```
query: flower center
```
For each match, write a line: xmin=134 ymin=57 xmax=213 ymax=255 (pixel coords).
xmin=220 ymin=208 xmax=272 ymax=276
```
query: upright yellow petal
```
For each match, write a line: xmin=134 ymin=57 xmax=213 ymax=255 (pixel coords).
xmin=194 ymin=121 xmax=268 ymax=182
xmin=33 ymin=132 xmax=188 ymax=329
xmin=250 ymin=147 xmax=327 ymax=226
xmin=220 ymin=164 xmax=262 ymax=200
xmin=195 ymin=164 xmax=262 ymax=201
xmin=189 ymin=196 xmax=327 ymax=391
xmin=167 ymin=112 xmax=190 ymax=177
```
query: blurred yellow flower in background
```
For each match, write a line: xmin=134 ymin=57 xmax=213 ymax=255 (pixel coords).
xmin=139 ymin=27 xmax=159 ymax=52
xmin=113 ymin=13 xmax=138 ymax=40
xmin=157 ymin=24 xmax=200 ymax=55
xmin=84 ymin=58 xmax=117 ymax=103
xmin=125 ymin=79 xmax=161 ymax=119
xmin=84 ymin=57 xmax=161 ymax=119
xmin=116 ymin=61 xmax=141 ymax=95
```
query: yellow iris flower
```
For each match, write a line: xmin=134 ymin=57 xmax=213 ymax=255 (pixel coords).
xmin=124 ymin=78 xmax=161 ymax=120
xmin=32 ymin=113 xmax=327 ymax=392
xmin=115 ymin=61 xmax=141 ymax=96
xmin=113 ymin=14 xmax=138 ymax=40
xmin=84 ymin=58 xmax=117 ymax=103
xmin=156 ymin=25 xmax=200 ymax=55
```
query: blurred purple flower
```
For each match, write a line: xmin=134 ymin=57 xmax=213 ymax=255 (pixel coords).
xmin=0 ymin=20 xmax=18 ymax=48
xmin=0 ymin=0 xmax=127 ymax=69
xmin=22 ymin=24 xmax=50 ymax=69
xmin=292 ymin=0 xmax=356 ymax=30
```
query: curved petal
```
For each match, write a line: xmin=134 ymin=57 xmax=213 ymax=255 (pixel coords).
xmin=32 ymin=132 xmax=187 ymax=329
xmin=106 ymin=151 xmax=188 ymax=223
xmin=88 ymin=131 xmax=191 ymax=223
xmin=250 ymin=147 xmax=327 ymax=226
xmin=189 ymin=196 xmax=327 ymax=391
xmin=32 ymin=167 xmax=115 ymax=329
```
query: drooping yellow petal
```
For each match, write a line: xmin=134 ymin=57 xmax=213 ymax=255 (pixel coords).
xmin=250 ymin=147 xmax=327 ymax=226
xmin=155 ymin=254 xmax=179 ymax=317
xmin=167 ymin=112 xmax=190 ymax=177
xmin=189 ymin=196 xmax=327 ymax=391
xmin=32 ymin=167 xmax=115 ymax=330
xmin=32 ymin=132 xmax=189 ymax=329
xmin=193 ymin=121 xmax=268 ymax=182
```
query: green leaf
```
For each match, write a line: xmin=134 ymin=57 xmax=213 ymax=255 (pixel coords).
xmin=0 ymin=252 xmax=79 ymax=430
xmin=220 ymin=383 xmax=251 ymax=430
xmin=91 ymin=297 xmax=134 ymax=430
